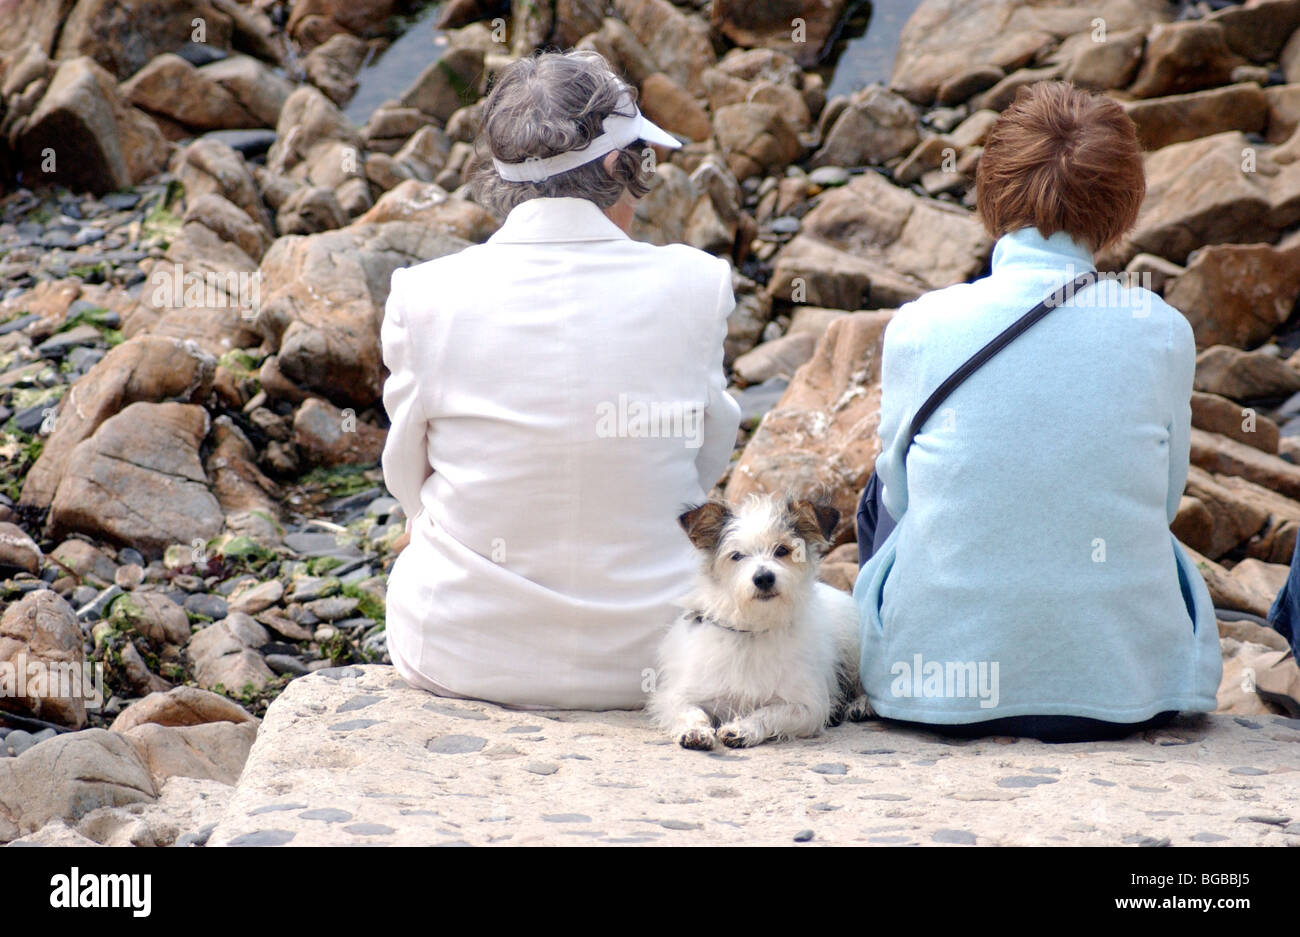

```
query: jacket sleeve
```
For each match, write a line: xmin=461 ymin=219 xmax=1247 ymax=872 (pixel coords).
xmin=877 ymin=305 xmax=918 ymax=522
xmin=695 ymin=260 xmax=741 ymax=492
xmin=1166 ymin=311 xmax=1196 ymax=524
xmin=380 ymin=268 xmax=433 ymax=532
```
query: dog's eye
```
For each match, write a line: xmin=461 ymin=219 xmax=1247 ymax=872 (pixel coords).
xmin=729 ymin=552 xmax=744 ymax=562
xmin=773 ymin=545 xmax=790 ymax=558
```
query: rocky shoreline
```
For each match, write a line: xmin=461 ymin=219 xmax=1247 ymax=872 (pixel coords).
xmin=1 ymin=0 xmax=1300 ymax=844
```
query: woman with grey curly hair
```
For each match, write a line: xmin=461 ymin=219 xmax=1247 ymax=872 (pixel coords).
xmin=380 ymin=50 xmax=741 ymax=711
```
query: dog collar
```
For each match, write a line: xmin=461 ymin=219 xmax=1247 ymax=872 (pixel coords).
xmin=687 ymin=611 xmax=755 ymax=635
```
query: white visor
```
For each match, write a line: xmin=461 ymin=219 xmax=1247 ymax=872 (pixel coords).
xmin=492 ymin=90 xmax=682 ymax=183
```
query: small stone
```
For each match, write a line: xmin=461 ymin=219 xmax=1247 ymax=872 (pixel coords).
xmin=1190 ymin=832 xmax=1229 ymax=842
xmin=659 ymin=819 xmax=702 ymax=831
xmin=336 ymin=694 xmax=382 ymax=713
xmin=426 ymin=734 xmax=487 ymax=754
xmin=997 ymin=775 xmax=1058 ymax=788
xmin=1228 ymin=766 xmax=1269 ymax=776
xmin=249 ymin=802 xmax=308 ymax=815
xmin=932 ymin=829 xmax=977 ymax=845
xmin=343 ymin=823 xmax=395 ymax=835
xmin=113 ymin=564 xmax=144 ymax=589
xmin=328 ymin=719 xmax=381 ymax=731
xmin=793 ymin=829 xmax=815 ymax=842
xmin=183 ymin=593 xmax=228 ymax=620
xmin=227 ymin=829 xmax=295 ymax=846
xmin=541 ymin=814 xmax=590 ymax=823
xmin=524 ymin=760 xmax=559 ymax=775
xmin=299 ymin=808 xmax=353 ymax=823
xmin=808 ymin=166 xmax=849 ymax=187
xmin=1237 ymin=815 xmax=1291 ymax=826
xmin=265 ymin=653 xmax=309 ymax=676
xmin=1122 ymin=835 xmax=1171 ymax=847
xmin=811 ymin=762 xmax=848 ymax=775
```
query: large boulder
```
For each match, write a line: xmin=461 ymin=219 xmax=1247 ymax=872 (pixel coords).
xmin=1123 ymin=83 xmax=1269 ymax=151
xmin=55 ymin=0 xmax=232 ymax=79
xmin=0 ymin=0 xmax=76 ymax=58
xmin=16 ymin=56 xmax=168 ymax=194
xmin=810 ymin=85 xmax=920 ymax=168
xmin=186 ymin=613 xmax=274 ymax=695
xmin=0 ymin=729 xmax=156 ymax=841
xmin=120 ymin=720 xmax=258 ymax=786
xmin=1128 ymin=19 xmax=1245 ymax=98
xmin=254 ymin=222 xmax=470 ymax=408
xmin=888 ymin=0 xmax=1170 ymax=105
xmin=1101 ymin=132 xmax=1300 ymax=268
xmin=726 ymin=310 xmax=894 ymax=545
xmin=47 ymin=402 xmax=224 ymax=558
xmin=712 ymin=102 xmax=803 ymax=181
xmin=770 ymin=171 xmax=992 ymax=307
xmin=711 ymin=0 xmax=849 ymax=67
xmin=110 ymin=685 xmax=256 ymax=732
xmin=172 ymin=138 xmax=273 ymax=234
xmin=1193 ymin=345 xmax=1300 ymax=401
xmin=121 ymin=53 xmax=261 ymax=132
xmin=0 ymin=590 xmax=87 ymax=729
xmin=21 ymin=335 xmax=215 ymax=510
xmin=287 ymin=0 xmax=401 ymax=48
xmin=1164 ymin=239 xmax=1300 ymax=350
xmin=612 ymin=0 xmax=717 ymax=95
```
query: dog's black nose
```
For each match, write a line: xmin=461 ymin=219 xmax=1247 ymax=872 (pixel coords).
xmin=752 ymin=569 xmax=776 ymax=592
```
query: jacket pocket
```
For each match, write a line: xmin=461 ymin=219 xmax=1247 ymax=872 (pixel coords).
xmin=1171 ymin=536 xmax=1209 ymax=634
xmin=859 ymin=538 xmax=897 ymax=637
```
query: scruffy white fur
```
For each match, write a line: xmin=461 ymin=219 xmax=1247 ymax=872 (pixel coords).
xmin=648 ymin=494 xmax=872 ymax=749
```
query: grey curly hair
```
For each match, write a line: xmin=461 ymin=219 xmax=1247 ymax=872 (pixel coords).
xmin=471 ymin=50 xmax=655 ymax=216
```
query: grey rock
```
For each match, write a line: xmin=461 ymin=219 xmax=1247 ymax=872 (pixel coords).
xmin=426 ymin=734 xmax=486 ymax=754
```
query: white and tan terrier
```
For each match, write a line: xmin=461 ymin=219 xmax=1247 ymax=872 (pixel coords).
xmin=648 ymin=494 xmax=872 ymax=749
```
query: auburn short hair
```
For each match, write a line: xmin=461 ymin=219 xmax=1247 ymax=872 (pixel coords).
xmin=975 ymin=82 xmax=1145 ymax=253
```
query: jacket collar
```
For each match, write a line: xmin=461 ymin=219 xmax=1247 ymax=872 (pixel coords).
xmin=990 ymin=226 xmax=1096 ymax=276
xmin=487 ymin=197 xmax=630 ymax=244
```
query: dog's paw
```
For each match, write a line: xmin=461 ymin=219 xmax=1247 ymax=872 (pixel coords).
xmin=843 ymin=694 xmax=874 ymax=722
xmin=716 ymin=722 xmax=762 ymax=748
xmin=676 ymin=726 xmax=717 ymax=750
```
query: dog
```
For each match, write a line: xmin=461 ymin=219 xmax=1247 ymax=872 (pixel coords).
xmin=648 ymin=494 xmax=873 ymax=750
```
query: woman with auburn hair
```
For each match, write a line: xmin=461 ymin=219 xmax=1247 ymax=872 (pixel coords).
xmin=853 ymin=82 xmax=1221 ymax=741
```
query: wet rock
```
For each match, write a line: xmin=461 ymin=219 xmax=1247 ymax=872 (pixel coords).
xmin=47 ymin=402 xmax=223 ymax=558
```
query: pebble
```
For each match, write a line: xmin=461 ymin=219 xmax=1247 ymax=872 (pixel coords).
xmin=932 ymin=828 xmax=977 ymax=845
xmin=811 ymin=762 xmax=848 ymax=775
xmin=227 ymin=829 xmax=295 ymax=846
xmin=997 ymin=775 xmax=1058 ymax=788
xmin=313 ymin=625 xmax=338 ymax=643
xmin=793 ymin=829 xmax=815 ymax=842
xmin=426 ymin=734 xmax=487 ymax=754
xmin=183 ymin=593 xmax=228 ymax=620
xmin=1228 ymin=766 xmax=1269 ymax=776
xmin=75 ymin=583 xmax=122 ymax=620
xmin=298 ymin=808 xmax=352 ymax=823
xmin=343 ymin=823 xmax=395 ymax=836
xmin=304 ymin=596 xmax=359 ymax=621
xmin=328 ymin=719 xmax=381 ymax=732
xmin=335 ymin=695 xmax=382 ymax=713
xmin=289 ymin=576 xmax=336 ymax=603
xmin=265 ymin=654 xmax=310 ymax=676
xmin=808 ymin=166 xmax=849 ymax=187
xmin=114 ymin=563 xmax=144 ymax=589
xmin=523 ymin=760 xmax=559 ymax=775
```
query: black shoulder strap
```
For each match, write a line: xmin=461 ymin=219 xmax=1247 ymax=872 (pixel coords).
xmin=905 ymin=270 xmax=1097 ymax=453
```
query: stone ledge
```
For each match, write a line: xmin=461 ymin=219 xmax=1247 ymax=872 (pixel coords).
xmin=207 ymin=666 xmax=1300 ymax=847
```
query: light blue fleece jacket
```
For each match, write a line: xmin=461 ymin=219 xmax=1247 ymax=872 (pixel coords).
xmin=853 ymin=227 xmax=1222 ymax=724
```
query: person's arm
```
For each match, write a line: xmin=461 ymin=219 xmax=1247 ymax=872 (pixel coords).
xmin=1166 ymin=310 xmax=1196 ymax=523
xmin=380 ymin=268 xmax=433 ymax=541
xmin=695 ymin=260 xmax=742 ymax=492
xmin=876 ymin=305 xmax=919 ymax=522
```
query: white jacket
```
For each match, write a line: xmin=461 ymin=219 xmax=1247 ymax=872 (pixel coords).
xmin=381 ymin=197 xmax=741 ymax=709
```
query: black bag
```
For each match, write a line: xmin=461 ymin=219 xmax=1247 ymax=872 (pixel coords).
xmin=856 ymin=271 xmax=1098 ymax=567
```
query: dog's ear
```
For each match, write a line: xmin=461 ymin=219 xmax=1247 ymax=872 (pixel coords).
xmin=678 ymin=502 xmax=732 ymax=552
xmin=790 ymin=500 xmax=839 ymax=546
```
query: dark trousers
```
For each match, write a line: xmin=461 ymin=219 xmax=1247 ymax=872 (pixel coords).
xmin=853 ymin=471 xmax=1183 ymax=743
